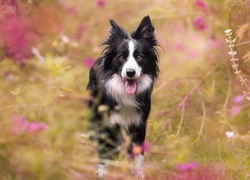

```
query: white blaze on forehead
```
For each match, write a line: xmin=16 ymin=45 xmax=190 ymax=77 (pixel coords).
xmin=121 ymin=40 xmax=142 ymax=79
xmin=128 ymin=40 xmax=135 ymax=58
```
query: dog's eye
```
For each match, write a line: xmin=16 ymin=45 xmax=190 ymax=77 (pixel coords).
xmin=118 ymin=55 xmax=124 ymax=61
xmin=137 ymin=55 xmax=143 ymax=61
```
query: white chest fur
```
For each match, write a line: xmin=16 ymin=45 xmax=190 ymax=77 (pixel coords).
xmin=109 ymin=105 xmax=142 ymax=129
xmin=104 ymin=74 xmax=153 ymax=129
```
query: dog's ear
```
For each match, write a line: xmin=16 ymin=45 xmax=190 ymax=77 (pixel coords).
xmin=109 ymin=19 xmax=123 ymax=34
xmin=131 ymin=16 xmax=156 ymax=45
xmin=103 ymin=19 xmax=128 ymax=46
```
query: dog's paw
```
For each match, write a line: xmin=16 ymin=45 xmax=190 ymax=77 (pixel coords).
xmin=131 ymin=168 xmax=145 ymax=178
xmin=96 ymin=164 xmax=106 ymax=178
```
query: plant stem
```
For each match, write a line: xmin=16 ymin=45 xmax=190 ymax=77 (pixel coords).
xmin=196 ymin=97 xmax=206 ymax=142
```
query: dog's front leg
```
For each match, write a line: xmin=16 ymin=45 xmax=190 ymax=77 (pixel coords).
xmin=128 ymin=124 xmax=146 ymax=178
xmin=96 ymin=163 xmax=106 ymax=178
xmin=131 ymin=153 xmax=145 ymax=178
xmin=96 ymin=126 xmax=121 ymax=178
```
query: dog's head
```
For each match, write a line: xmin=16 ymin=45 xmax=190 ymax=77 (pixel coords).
xmin=102 ymin=16 xmax=159 ymax=95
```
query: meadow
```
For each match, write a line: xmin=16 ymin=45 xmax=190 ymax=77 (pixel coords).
xmin=0 ymin=0 xmax=250 ymax=179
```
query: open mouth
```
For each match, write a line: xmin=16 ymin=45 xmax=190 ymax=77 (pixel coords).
xmin=123 ymin=79 xmax=138 ymax=95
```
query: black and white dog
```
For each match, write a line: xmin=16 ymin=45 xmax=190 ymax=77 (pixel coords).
xmin=87 ymin=16 xmax=159 ymax=177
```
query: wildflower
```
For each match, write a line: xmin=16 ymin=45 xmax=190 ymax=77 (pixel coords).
xmin=27 ymin=122 xmax=48 ymax=132
xmin=243 ymin=91 xmax=250 ymax=101
xmin=96 ymin=0 xmax=106 ymax=8
xmin=225 ymin=28 xmax=250 ymax=101
xmin=195 ymin=0 xmax=207 ymax=10
xmin=177 ymin=161 xmax=199 ymax=171
xmin=225 ymin=131 xmax=235 ymax=139
xmin=228 ymin=51 xmax=237 ymax=56
xmin=142 ymin=141 xmax=150 ymax=152
xmin=229 ymin=106 xmax=242 ymax=116
xmin=193 ymin=16 xmax=207 ymax=31
xmin=61 ymin=35 xmax=70 ymax=44
xmin=0 ymin=15 xmax=33 ymax=62
xmin=84 ymin=57 xmax=95 ymax=68
xmin=224 ymin=29 xmax=232 ymax=34
xmin=232 ymin=95 xmax=244 ymax=104
xmin=231 ymin=63 xmax=238 ymax=69
xmin=74 ymin=25 xmax=86 ymax=39
xmin=234 ymin=70 xmax=241 ymax=76
xmin=12 ymin=115 xmax=48 ymax=135
xmin=31 ymin=47 xmax=44 ymax=61
xmin=12 ymin=115 xmax=29 ymax=134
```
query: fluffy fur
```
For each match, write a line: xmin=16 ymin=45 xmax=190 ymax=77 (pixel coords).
xmin=87 ymin=15 xmax=159 ymax=177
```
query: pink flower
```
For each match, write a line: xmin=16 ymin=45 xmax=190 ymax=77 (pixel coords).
xmin=195 ymin=0 xmax=207 ymax=10
xmin=74 ymin=25 xmax=86 ymax=40
xmin=177 ymin=161 xmax=199 ymax=171
xmin=96 ymin=0 xmax=106 ymax=8
xmin=12 ymin=115 xmax=29 ymax=134
xmin=229 ymin=106 xmax=242 ymax=116
xmin=142 ymin=141 xmax=150 ymax=152
xmin=0 ymin=0 xmax=34 ymax=62
xmin=27 ymin=122 xmax=48 ymax=133
xmin=187 ymin=50 xmax=198 ymax=60
xmin=232 ymin=95 xmax=244 ymax=104
xmin=193 ymin=16 xmax=207 ymax=31
xmin=31 ymin=47 xmax=44 ymax=61
xmin=0 ymin=15 xmax=33 ymax=62
xmin=84 ymin=57 xmax=95 ymax=69
xmin=12 ymin=115 xmax=48 ymax=135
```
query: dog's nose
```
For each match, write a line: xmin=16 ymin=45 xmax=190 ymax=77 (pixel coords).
xmin=126 ymin=68 xmax=136 ymax=78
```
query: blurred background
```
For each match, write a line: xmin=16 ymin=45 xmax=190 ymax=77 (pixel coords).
xmin=0 ymin=0 xmax=250 ymax=179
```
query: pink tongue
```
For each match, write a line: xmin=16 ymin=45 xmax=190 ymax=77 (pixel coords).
xmin=125 ymin=81 xmax=137 ymax=95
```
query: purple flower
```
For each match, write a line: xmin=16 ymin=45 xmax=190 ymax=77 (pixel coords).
xmin=12 ymin=115 xmax=48 ymax=135
xmin=84 ymin=57 xmax=95 ymax=69
xmin=229 ymin=106 xmax=242 ymax=116
xmin=142 ymin=141 xmax=150 ymax=152
xmin=0 ymin=15 xmax=32 ymax=62
xmin=193 ymin=16 xmax=207 ymax=31
xmin=177 ymin=162 xmax=199 ymax=171
xmin=195 ymin=0 xmax=207 ymax=10
xmin=232 ymin=95 xmax=244 ymax=104
xmin=96 ymin=0 xmax=106 ymax=8
xmin=0 ymin=0 xmax=34 ymax=62
xmin=12 ymin=115 xmax=29 ymax=134
xmin=74 ymin=25 xmax=86 ymax=40
xmin=27 ymin=122 xmax=48 ymax=133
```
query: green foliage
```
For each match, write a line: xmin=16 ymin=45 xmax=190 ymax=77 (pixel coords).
xmin=0 ymin=0 xmax=249 ymax=179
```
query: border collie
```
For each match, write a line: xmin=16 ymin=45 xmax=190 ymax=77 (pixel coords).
xmin=87 ymin=15 xmax=159 ymax=177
